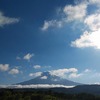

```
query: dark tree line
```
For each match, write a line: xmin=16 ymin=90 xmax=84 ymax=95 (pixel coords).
xmin=0 ymin=89 xmax=100 ymax=100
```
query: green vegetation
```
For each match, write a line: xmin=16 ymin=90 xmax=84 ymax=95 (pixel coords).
xmin=0 ymin=89 xmax=100 ymax=100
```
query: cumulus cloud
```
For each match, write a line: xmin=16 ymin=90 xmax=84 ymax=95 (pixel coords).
xmin=0 ymin=64 xmax=9 ymax=71
xmin=70 ymin=1 xmax=100 ymax=49
xmin=29 ymin=72 xmax=42 ymax=78
xmin=71 ymin=31 xmax=93 ymax=48
xmin=40 ymin=76 xmax=48 ymax=79
xmin=28 ymin=68 xmax=81 ymax=79
xmin=63 ymin=3 xmax=87 ymax=22
xmin=33 ymin=65 xmax=41 ymax=69
xmin=71 ymin=29 xmax=100 ymax=49
xmin=41 ymin=0 xmax=100 ymax=50
xmin=49 ymin=68 xmax=78 ymax=78
xmin=9 ymin=68 xmax=19 ymax=75
xmin=23 ymin=53 xmax=34 ymax=61
xmin=0 ymin=11 xmax=19 ymax=27
xmin=84 ymin=14 xmax=100 ymax=31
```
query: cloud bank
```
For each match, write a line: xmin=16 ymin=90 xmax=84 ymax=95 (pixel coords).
xmin=29 ymin=68 xmax=81 ymax=79
xmin=0 ymin=84 xmax=75 ymax=89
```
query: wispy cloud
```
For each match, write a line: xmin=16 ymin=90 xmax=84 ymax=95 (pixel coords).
xmin=41 ymin=20 xmax=63 ymax=31
xmin=0 ymin=64 xmax=9 ymax=71
xmin=23 ymin=53 xmax=34 ymax=61
xmin=29 ymin=72 xmax=42 ymax=78
xmin=0 ymin=11 xmax=19 ymax=27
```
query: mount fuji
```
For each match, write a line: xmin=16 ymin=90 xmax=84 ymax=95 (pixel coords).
xmin=17 ymin=72 xmax=81 ymax=86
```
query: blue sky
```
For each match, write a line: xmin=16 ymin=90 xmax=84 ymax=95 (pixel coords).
xmin=1 ymin=0 xmax=100 ymax=85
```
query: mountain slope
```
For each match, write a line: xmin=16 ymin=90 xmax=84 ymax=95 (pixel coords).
xmin=18 ymin=72 xmax=81 ymax=86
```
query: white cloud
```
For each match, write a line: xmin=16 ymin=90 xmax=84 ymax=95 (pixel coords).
xmin=71 ymin=30 xmax=100 ymax=49
xmin=29 ymin=72 xmax=42 ymax=78
xmin=71 ymin=31 xmax=93 ymax=48
xmin=84 ymin=14 xmax=100 ymax=31
xmin=70 ymin=2 xmax=100 ymax=49
xmin=9 ymin=68 xmax=19 ymax=75
xmin=63 ymin=3 xmax=87 ymax=22
xmin=23 ymin=53 xmax=34 ymax=61
xmin=49 ymin=68 xmax=78 ymax=78
xmin=0 ymin=64 xmax=9 ymax=71
xmin=41 ymin=0 xmax=100 ymax=38
xmin=41 ymin=20 xmax=63 ymax=31
xmin=41 ymin=2 xmax=87 ymax=31
xmin=28 ymin=68 xmax=80 ymax=80
xmin=40 ymin=76 xmax=48 ymax=79
xmin=0 ymin=11 xmax=19 ymax=27
xmin=68 ymin=68 xmax=78 ymax=73
xmin=33 ymin=65 xmax=41 ymax=69
xmin=40 ymin=0 xmax=100 ymax=50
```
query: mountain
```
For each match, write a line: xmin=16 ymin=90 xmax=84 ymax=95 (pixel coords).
xmin=17 ymin=72 xmax=81 ymax=86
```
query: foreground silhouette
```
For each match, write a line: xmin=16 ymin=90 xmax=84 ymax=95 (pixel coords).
xmin=0 ymin=89 xmax=100 ymax=100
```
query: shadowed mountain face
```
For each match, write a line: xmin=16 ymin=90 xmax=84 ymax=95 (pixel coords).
xmin=18 ymin=72 xmax=81 ymax=86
